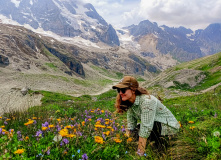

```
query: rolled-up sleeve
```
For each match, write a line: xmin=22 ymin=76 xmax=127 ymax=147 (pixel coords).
xmin=127 ymin=108 xmax=137 ymax=130
xmin=139 ymin=99 xmax=157 ymax=138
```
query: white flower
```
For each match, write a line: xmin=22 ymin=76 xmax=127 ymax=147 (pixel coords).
xmin=53 ymin=134 xmax=62 ymax=142
xmin=213 ymin=131 xmax=220 ymax=137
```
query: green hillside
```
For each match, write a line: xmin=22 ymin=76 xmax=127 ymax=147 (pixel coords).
xmin=148 ymin=52 xmax=221 ymax=92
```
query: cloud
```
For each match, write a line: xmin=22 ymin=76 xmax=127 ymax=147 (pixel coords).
xmin=82 ymin=0 xmax=221 ymax=30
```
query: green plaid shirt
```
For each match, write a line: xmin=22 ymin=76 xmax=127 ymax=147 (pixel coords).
xmin=127 ymin=95 xmax=180 ymax=138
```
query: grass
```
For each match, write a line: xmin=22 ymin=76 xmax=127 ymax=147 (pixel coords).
xmin=0 ymin=86 xmax=220 ymax=159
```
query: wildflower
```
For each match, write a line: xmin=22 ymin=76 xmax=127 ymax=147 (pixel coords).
xmin=0 ymin=128 xmax=2 ymax=134
xmin=94 ymin=136 xmax=104 ymax=144
xmin=24 ymin=119 xmax=34 ymax=126
xmin=213 ymin=131 xmax=220 ymax=137
xmin=14 ymin=149 xmax=25 ymax=154
xmin=127 ymin=137 xmax=133 ymax=143
xmin=42 ymin=122 xmax=49 ymax=127
xmin=188 ymin=121 xmax=194 ymax=124
xmin=0 ymin=117 xmax=2 ymax=119
xmin=178 ymin=121 xmax=182 ymax=127
xmin=46 ymin=149 xmax=50 ymax=155
xmin=36 ymin=130 xmax=43 ymax=137
xmin=72 ymin=155 xmax=75 ymax=158
xmin=114 ymin=138 xmax=122 ymax=143
xmin=25 ymin=136 xmax=29 ymax=140
xmin=67 ymin=134 xmax=76 ymax=138
xmin=49 ymin=124 xmax=55 ymax=128
xmin=42 ymin=127 xmax=48 ymax=131
xmin=59 ymin=129 xmax=69 ymax=137
xmin=101 ymin=110 xmax=104 ymax=113
xmin=33 ymin=117 xmax=37 ymax=120
xmin=125 ymin=151 xmax=128 ymax=154
xmin=190 ymin=126 xmax=195 ymax=130
xmin=1 ymin=126 xmax=5 ymax=128
xmin=77 ymin=149 xmax=81 ymax=153
xmin=53 ymin=134 xmax=62 ymax=142
xmin=63 ymin=150 xmax=68 ymax=154
xmin=214 ymin=112 xmax=217 ymax=118
xmin=9 ymin=129 xmax=14 ymax=133
xmin=4 ymin=121 xmax=8 ymax=125
xmin=6 ymin=118 xmax=11 ymax=121
xmin=57 ymin=119 xmax=61 ymax=122
xmin=103 ymin=131 xmax=110 ymax=136
xmin=88 ymin=119 xmax=92 ymax=121
xmin=63 ymin=138 xmax=69 ymax=144
xmin=65 ymin=125 xmax=72 ymax=129
xmin=82 ymin=121 xmax=85 ymax=126
xmin=82 ymin=153 xmax=88 ymax=160
xmin=107 ymin=126 xmax=112 ymax=129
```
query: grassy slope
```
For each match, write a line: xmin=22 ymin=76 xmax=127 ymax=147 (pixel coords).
xmin=172 ymin=52 xmax=221 ymax=91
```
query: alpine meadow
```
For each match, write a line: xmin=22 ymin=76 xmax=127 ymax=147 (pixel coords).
xmin=0 ymin=0 xmax=221 ymax=159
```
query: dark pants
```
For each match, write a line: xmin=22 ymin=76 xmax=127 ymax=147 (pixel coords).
xmin=132 ymin=121 xmax=168 ymax=151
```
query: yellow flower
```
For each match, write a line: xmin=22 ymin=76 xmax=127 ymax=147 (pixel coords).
xmin=0 ymin=117 xmax=2 ymax=119
xmin=59 ymin=129 xmax=69 ymax=137
xmin=57 ymin=119 xmax=61 ymax=122
xmin=116 ymin=134 xmax=120 ymax=138
xmin=32 ymin=117 xmax=37 ymax=120
xmin=42 ymin=127 xmax=48 ymax=131
xmin=101 ymin=110 xmax=104 ymax=113
xmin=49 ymin=125 xmax=55 ymax=128
xmin=114 ymin=138 xmax=122 ymax=143
xmin=127 ymin=137 xmax=133 ymax=143
xmin=105 ymin=121 xmax=109 ymax=125
xmin=188 ymin=121 xmax=194 ymax=124
xmin=6 ymin=119 xmax=11 ymax=121
xmin=103 ymin=131 xmax=110 ymax=136
xmin=178 ymin=121 xmax=182 ymax=127
xmin=105 ymin=119 xmax=109 ymax=121
xmin=88 ymin=119 xmax=92 ymax=121
xmin=64 ymin=125 xmax=71 ymax=129
xmin=24 ymin=120 xmax=34 ymax=126
xmin=107 ymin=126 xmax=112 ymax=129
xmin=94 ymin=136 xmax=104 ymax=144
xmin=1 ymin=126 xmax=5 ymax=128
xmin=14 ymin=149 xmax=25 ymax=154
xmin=25 ymin=136 xmax=29 ymax=140
xmin=91 ymin=111 xmax=94 ymax=113
xmin=94 ymin=128 xmax=98 ymax=131
xmin=10 ymin=129 xmax=14 ymax=133
xmin=67 ymin=134 xmax=76 ymax=138
xmin=94 ymin=125 xmax=106 ymax=128
xmin=190 ymin=126 xmax=195 ymax=130
xmin=81 ymin=121 xmax=85 ymax=126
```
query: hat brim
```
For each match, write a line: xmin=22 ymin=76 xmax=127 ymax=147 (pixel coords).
xmin=112 ymin=84 xmax=129 ymax=89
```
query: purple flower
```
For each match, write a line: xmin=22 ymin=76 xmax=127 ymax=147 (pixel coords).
xmin=214 ymin=112 xmax=217 ymax=118
xmin=102 ymin=133 xmax=106 ymax=140
xmin=4 ymin=121 xmax=8 ymax=125
xmin=0 ymin=128 xmax=2 ymax=134
xmin=42 ymin=122 xmax=49 ymax=127
xmin=46 ymin=149 xmax=50 ymax=155
xmin=36 ymin=130 xmax=43 ymax=137
xmin=77 ymin=131 xmax=82 ymax=136
xmin=60 ymin=141 xmax=63 ymax=146
xmin=82 ymin=153 xmax=88 ymax=160
xmin=121 ymin=127 xmax=126 ymax=132
xmin=63 ymin=138 xmax=69 ymax=144
xmin=56 ymin=125 xmax=61 ymax=131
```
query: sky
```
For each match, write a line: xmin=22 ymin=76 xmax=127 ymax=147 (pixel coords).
xmin=82 ymin=0 xmax=221 ymax=31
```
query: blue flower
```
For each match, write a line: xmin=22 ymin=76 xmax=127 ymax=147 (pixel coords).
xmin=72 ymin=155 xmax=75 ymax=158
xmin=77 ymin=149 xmax=81 ymax=153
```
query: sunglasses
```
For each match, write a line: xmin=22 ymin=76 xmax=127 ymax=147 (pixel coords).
xmin=117 ymin=88 xmax=129 ymax=94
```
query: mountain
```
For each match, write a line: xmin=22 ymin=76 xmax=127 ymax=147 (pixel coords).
xmin=0 ymin=0 xmax=119 ymax=46
xmin=119 ymin=20 xmax=221 ymax=62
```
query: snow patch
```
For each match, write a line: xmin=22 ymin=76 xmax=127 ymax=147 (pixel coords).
xmin=10 ymin=0 xmax=21 ymax=8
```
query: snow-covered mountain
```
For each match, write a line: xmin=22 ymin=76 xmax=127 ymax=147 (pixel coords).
xmin=0 ymin=0 xmax=120 ymax=46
